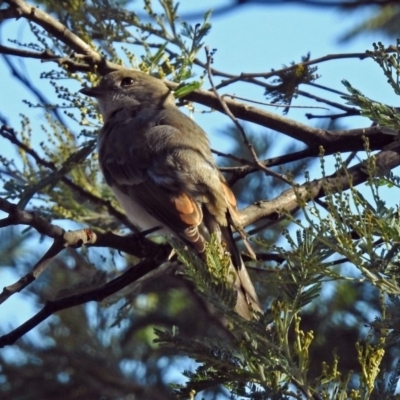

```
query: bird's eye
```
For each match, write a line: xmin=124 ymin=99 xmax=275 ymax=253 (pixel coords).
xmin=120 ymin=77 xmax=134 ymax=87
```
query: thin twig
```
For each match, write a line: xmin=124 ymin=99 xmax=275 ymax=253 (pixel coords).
xmin=211 ymin=47 xmax=396 ymax=87
xmin=222 ymin=148 xmax=313 ymax=184
xmin=204 ymin=47 xmax=292 ymax=186
xmin=306 ymin=112 xmax=358 ymax=120
xmin=211 ymin=148 xmax=251 ymax=165
xmin=223 ymin=94 xmax=330 ymax=111
xmin=0 ymin=125 xmax=135 ymax=230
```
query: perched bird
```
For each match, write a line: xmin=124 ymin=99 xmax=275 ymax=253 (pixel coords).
xmin=80 ymin=69 xmax=262 ymax=319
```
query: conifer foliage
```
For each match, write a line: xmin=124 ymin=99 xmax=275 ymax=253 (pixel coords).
xmin=1 ymin=1 xmax=400 ymax=398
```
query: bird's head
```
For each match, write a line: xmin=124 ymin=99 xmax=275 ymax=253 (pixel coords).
xmin=80 ymin=69 xmax=175 ymax=122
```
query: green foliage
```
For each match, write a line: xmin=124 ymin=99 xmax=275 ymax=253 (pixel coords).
xmin=342 ymin=80 xmax=400 ymax=130
xmin=367 ymin=41 xmax=400 ymax=96
xmin=343 ymin=41 xmax=400 ymax=130
xmin=172 ymin=235 xmax=238 ymax=315
xmin=4 ymin=1 xmax=400 ymax=400
xmin=159 ymin=149 xmax=400 ymax=398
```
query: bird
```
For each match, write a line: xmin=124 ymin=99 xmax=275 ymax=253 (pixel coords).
xmin=79 ymin=69 xmax=262 ymax=320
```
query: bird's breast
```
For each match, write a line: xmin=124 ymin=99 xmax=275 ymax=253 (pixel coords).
xmin=111 ymin=184 xmax=170 ymax=235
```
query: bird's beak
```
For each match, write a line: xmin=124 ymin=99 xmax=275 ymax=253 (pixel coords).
xmin=79 ymin=86 xmax=103 ymax=98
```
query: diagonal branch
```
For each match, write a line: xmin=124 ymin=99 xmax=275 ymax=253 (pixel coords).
xmin=0 ymin=257 xmax=166 ymax=347
xmin=240 ymin=145 xmax=400 ymax=227
xmin=0 ymin=197 xmax=171 ymax=303
xmin=4 ymin=0 xmax=100 ymax=60
xmin=1 ymin=0 xmax=395 ymax=154
xmin=0 ymin=231 xmax=89 ymax=304
xmin=3 ymin=0 xmax=120 ymax=74
xmin=182 ymin=86 xmax=395 ymax=150
xmin=204 ymin=46 xmax=292 ymax=186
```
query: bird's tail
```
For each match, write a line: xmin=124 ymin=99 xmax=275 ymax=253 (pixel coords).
xmin=220 ymin=225 xmax=263 ymax=320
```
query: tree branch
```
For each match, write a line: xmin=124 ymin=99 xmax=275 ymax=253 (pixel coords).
xmin=0 ymin=233 xmax=80 ymax=305
xmin=240 ymin=145 xmax=400 ymax=227
xmin=0 ymin=197 xmax=169 ymax=257
xmin=3 ymin=0 xmax=120 ymax=74
xmin=0 ymin=257 xmax=166 ymax=347
xmin=4 ymin=0 xmax=99 ymax=60
xmin=0 ymin=197 xmax=171 ymax=303
xmin=182 ymin=87 xmax=395 ymax=151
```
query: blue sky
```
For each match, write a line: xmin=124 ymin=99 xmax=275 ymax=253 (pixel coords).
xmin=0 ymin=0 xmax=398 ymax=374
xmin=1 ymin=2 xmax=397 ymax=156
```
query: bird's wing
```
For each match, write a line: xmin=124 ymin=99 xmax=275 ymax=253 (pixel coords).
xmin=99 ymin=121 xmax=210 ymax=251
